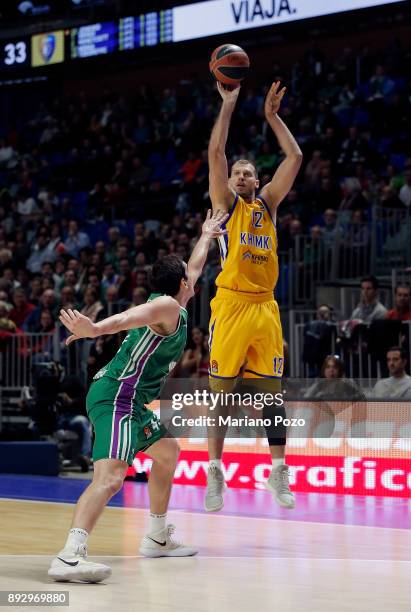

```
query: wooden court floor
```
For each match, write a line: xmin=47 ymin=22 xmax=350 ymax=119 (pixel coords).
xmin=1 ymin=498 xmax=411 ymax=611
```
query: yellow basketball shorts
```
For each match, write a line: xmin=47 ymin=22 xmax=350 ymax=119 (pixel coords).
xmin=208 ymin=288 xmax=284 ymax=384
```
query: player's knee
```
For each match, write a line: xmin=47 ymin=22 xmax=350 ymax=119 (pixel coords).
xmin=93 ymin=469 xmax=124 ymax=497
xmin=103 ymin=474 xmax=124 ymax=497
xmin=156 ymin=438 xmax=180 ymax=470
xmin=108 ymin=474 xmax=124 ymax=495
xmin=167 ymin=438 xmax=180 ymax=466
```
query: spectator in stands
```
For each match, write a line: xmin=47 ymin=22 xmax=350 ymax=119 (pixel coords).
xmin=339 ymin=177 xmax=368 ymax=214
xmin=302 ymin=225 xmax=325 ymax=268
xmin=177 ymin=151 xmax=201 ymax=186
xmin=337 ymin=126 xmax=368 ymax=167
xmin=373 ymin=346 xmax=411 ymax=399
xmin=180 ymin=327 xmax=207 ymax=378
xmin=304 ymin=150 xmax=323 ymax=187
xmin=60 ymin=286 xmax=77 ymax=310
xmin=98 ymin=284 xmax=127 ymax=319
xmin=41 ymin=262 xmax=61 ymax=290
xmin=280 ymin=218 xmax=302 ymax=251
xmin=0 ymin=300 xmax=17 ymax=334
xmin=385 ymin=284 xmax=411 ymax=321
xmin=303 ymin=305 xmax=335 ymax=377
xmin=349 ymin=276 xmax=387 ymax=323
xmin=87 ymin=335 xmax=120 ymax=385
xmin=322 ymin=209 xmax=343 ymax=249
xmin=24 ymin=289 xmax=59 ymax=331
xmin=101 ymin=263 xmax=119 ymax=294
xmin=28 ymin=276 xmax=43 ymax=305
xmin=131 ymin=286 xmax=148 ymax=306
xmin=36 ymin=309 xmax=55 ymax=334
xmin=129 ymin=156 xmax=151 ymax=194
xmin=312 ymin=175 xmax=342 ymax=214
xmin=16 ymin=189 xmax=40 ymax=224
xmin=379 ymin=184 xmax=404 ymax=210
xmin=195 ymin=333 xmax=210 ymax=379
xmin=57 ymin=375 xmax=92 ymax=467
xmin=135 ymin=270 xmax=149 ymax=292
xmin=117 ymin=257 xmax=133 ymax=300
xmin=1 ymin=266 xmax=19 ymax=291
xmin=80 ymin=287 xmax=104 ymax=323
xmin=0 ymin=138 xmax=15 ymax=167
xmin=315 ymin=354 xmax=344 ymax=380
xmin=304 ymin=355 xmax=364 ymax=403
xmin=346 ymin=210 xmax=370 ymax=248
xmin=399 ymin=169 xmax=411 ymax=208
xmin=27 ymin=229 xmax=57 ymax=273
xmin=367 ymin=64 xmax=395 ymax=101
xmin=9 ymin=288 xmax=35 ymax=328
xmin=64 ymin=220 xmax=91 ymax=258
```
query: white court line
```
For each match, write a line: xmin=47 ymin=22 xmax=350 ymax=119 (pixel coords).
xmin=1 ymin=497 xmax=410 ymax=533
xmin=1 ymin=555 xmax=411 ymax=562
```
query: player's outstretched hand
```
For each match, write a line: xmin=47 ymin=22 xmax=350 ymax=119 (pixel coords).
xmin=59 ymin=309 xmax=96 ymax=345
xmin=217 ymin=81 xmax=241 ymax=105
xmin=264 ymin=81 xmax=286 ymax=117
xmin=202 ymin=209 xmax=229 ymax=238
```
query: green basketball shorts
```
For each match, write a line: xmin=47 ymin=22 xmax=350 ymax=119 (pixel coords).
xmin=86 ymin=376 xmax=167 ymax=466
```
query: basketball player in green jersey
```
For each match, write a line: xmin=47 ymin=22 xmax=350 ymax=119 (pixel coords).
xmin=48 ymin=209 xmax=228 ymax=583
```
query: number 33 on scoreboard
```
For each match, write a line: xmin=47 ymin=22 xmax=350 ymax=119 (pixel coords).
xmin=273 ymin=357 xmax=284 ymax=376
xmin=4 ymin=41 xmax=27 ymax=66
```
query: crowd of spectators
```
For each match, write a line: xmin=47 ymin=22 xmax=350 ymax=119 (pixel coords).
xmin=303 ymin=277 xmax=411 ymax=378
xmin=0 ymin=37 xmax=411 ymax=395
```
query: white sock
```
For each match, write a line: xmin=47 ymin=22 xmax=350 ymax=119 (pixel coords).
xmin=63 ymin=528 xmax=88 ymax=553
xmin=149 ymin=513 xmax=166 ymax=534
xmin=209 ymin=459 xmax=222 ymax=471
xmin=271 ymin=458 xmax=285 ymax=470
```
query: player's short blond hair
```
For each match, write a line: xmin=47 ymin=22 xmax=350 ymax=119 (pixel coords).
xmin=231 ymin=159 xmax=258 ymax=178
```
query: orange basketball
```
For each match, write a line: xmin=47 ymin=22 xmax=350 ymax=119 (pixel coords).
xmin=209 ymin=44 xmax=250 ymax=87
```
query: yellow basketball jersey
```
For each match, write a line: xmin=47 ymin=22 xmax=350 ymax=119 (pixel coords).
xmin=216 ymin=194 xmax=279 ymax=293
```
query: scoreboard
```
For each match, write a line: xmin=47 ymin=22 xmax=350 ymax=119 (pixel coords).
xmin=71 ymin=22 xmax=118 ymax=58
xmin=1 ymin=30 xmax=64 ymax=70
xmin=0 ymin=1 xmax=406 ymax=73
xmin=1 ymin=38 xmax=30 ymax=69
xmin=119 ymin=12 xmax=173 ymax=50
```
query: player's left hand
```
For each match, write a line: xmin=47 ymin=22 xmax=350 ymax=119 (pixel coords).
xmin=264 ymin=81 xmax=286 ymax=117
xmin=202 ymin=209 xmax=229 ymax=238
xmin=59 ymin=309 xmax=96 ymax=345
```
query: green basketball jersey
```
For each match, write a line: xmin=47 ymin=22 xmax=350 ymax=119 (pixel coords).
xmin=94 ymin=293 xmax=187 ymax=405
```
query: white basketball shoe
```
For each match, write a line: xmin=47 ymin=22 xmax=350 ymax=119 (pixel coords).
xmin=204 ymin=465 xmax=226 ymax=512
xmin=139 ymin=524 xmax=198 ymax=558
xmin=265 ymin=464 xmax=295 ymax=509
xmin=48 ymin=543 xmax=112 ymax=583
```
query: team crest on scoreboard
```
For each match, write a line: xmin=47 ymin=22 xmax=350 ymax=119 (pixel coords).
xmin=211 ymin=360 xmax=219 ymax=373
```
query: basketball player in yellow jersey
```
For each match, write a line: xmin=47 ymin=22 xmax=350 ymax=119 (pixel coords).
xmin=205 ymin=81 xmax=303 ymax=512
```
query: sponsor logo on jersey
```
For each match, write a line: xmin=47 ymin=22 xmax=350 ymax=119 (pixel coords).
xmin=211 ymin=360 xmax=219 ymax=373
xmin=243 ymin=251 xmax=269 ymax=265
xmin=240 ymin=232 xmax=272 ymax=250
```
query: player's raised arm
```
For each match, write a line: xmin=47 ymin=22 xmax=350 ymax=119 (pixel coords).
xmin=260 ymin=81 xmax=303 ymax=213
xmin=59 ymin=298 xmax=179 ymax=345
xmin=208 ymin=83 xmax=240 ymax=211
xmin=184 ymin=209 xmax=229 ymax=305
